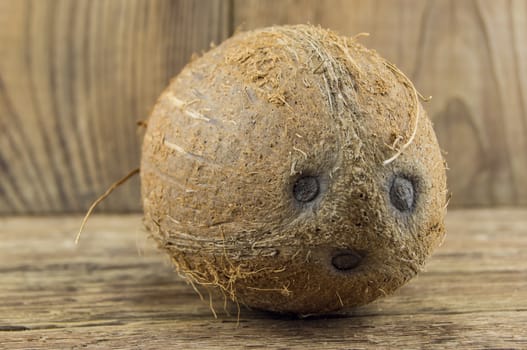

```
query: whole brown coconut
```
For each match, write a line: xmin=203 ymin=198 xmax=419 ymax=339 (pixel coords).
xmin=141 ymin=25 xmax=448 ymax=315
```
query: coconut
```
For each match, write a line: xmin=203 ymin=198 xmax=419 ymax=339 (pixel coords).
xmin=140 ymin=24 xmax=448 ymax=315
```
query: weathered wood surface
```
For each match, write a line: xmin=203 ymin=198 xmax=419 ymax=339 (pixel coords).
xmin=1 ymin=0 xmax=527 ymax=213
xmin=0 ymin=0 xmax=231 ymax=214
xmin=0 ymin=209 xmax=526 ymax=349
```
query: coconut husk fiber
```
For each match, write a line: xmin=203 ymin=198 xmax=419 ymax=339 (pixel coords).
xmin=140 ymin=24 xmax=448 ymax=315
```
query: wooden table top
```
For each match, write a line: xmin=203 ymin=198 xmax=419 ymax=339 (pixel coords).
xmin=1 ymin=209 xmax=526 ymax=349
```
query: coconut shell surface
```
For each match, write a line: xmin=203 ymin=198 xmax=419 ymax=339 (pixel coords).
xmin=141 ymin=25 xmax=448 ymax=315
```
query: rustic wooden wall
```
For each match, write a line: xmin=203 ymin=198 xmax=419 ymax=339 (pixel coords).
xmin=0 ymin=0 xmax=231 ymax=214
xmin=1 ymin=0 xmax=526 ymax=214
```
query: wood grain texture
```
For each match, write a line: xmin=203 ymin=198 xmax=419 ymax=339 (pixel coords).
xmin=234 ymin=0 xmax=527 ymax=207
xmin=0 ymin=209 xmax=526 ymax=349
xmin=0 ymin=0 xmax=231 ymax=214
xmin=2 ymin=0 xmax=527 ymax=214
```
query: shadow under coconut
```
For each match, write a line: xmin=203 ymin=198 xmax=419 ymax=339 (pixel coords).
xmin=207 ymin=286 xmax=470 ymax=348
xmin=216 ymin=295 xmax=385 ymax=322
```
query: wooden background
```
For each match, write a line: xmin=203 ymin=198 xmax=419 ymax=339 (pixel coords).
xmin=1 ymin=0 xmax=526 ymax=214
xmin=1 ymin=2 xmax=526 ymax=347
xmin=1 ymin=210 xmax=526 ymax=348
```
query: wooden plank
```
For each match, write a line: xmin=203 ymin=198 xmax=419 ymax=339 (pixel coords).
xmin=233 ymin=0 xmax=527 ymax=207
xmin=2 ymin=0 xmax=527 ymax=214
xmin=0 ymin=0 xmax=231 ymax=214
xmin=0 ymin=209 xmax=526 ymax=348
